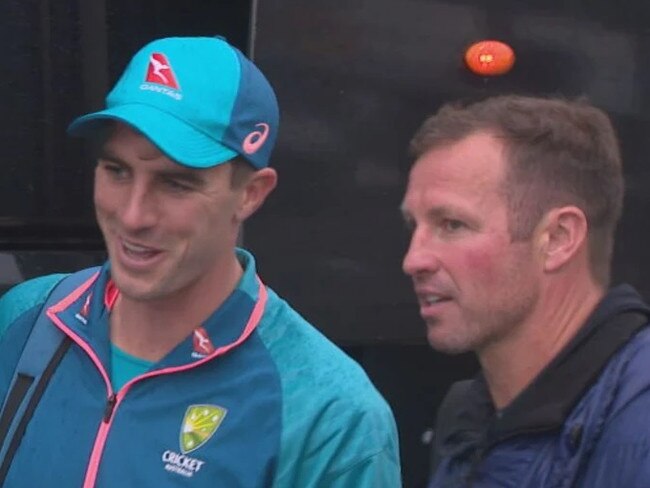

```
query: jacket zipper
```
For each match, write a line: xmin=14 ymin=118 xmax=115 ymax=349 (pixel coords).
xmin=103 ymin=394 xmax=117 ymax=423
xmin=46 ymin=277 xmax=267 ymax=487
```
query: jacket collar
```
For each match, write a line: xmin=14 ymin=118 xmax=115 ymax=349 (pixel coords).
xmin=51 ymin=248 xmax=265 ymax=370
xmin=436 ymin=285 xmax=650 ymax=456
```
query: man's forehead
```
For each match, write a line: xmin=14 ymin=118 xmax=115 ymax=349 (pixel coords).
xmin=102 ymin=123 xmax=164 ymax=161
xmin=410 ymin=135 xmax=507 ymax=187
xmin=402 ymin=150 xmax=509 ymax=220
xmin=401 ymin=189 xmax=475 ymax=218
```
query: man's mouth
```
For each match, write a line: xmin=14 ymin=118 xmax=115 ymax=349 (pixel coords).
xmin=418 ymin=293 xmax=452 ymax=309
xmin=423 ymin=295 xmax=444 ymax=305
xmin=121 ymin=239 xmax=162 ymax=260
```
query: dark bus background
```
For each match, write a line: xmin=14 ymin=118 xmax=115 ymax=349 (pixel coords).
xmin=3 ymin=1 xmax=650 ymax=485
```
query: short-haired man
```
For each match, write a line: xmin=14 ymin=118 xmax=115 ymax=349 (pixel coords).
xmin=401 ymin=95 xmax=650 ymax=487
xmin=0 ymin=36 xmax=401 ymax=487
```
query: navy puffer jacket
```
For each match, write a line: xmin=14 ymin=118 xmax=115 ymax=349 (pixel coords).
xmin=429 ymin=285 xmax=650 ymax=488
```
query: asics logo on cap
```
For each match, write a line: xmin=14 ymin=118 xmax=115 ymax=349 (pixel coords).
xmin=145 ymin=53 xmax=180 ymax=89
xmin=242 ymin=123 xmax=270 ymax=154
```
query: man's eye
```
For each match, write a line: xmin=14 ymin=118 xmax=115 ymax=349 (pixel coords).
xmin=164 ymin=179 xmax=192 ymax=192
xmin=442 ymin=219 xmax=465 ymax=232
xmin=102 ymin=163 xmax=127 ymax=178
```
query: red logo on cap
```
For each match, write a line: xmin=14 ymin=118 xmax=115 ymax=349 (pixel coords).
xmin=193 ymin=327 xmax=215 ymax=356
xmin=242 ymin=123 xmax=270 ymax=155
xmin=145 ymin=53 xmax=180 ymax=89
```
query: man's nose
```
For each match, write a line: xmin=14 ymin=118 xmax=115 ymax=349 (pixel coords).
xmin=120 ymin=183 xmax=158 ymax=231
xmin=402 ymin=228 xmax=440 ymax=277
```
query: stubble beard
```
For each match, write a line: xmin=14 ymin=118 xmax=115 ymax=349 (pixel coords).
xmin=426 ymin=285 xmax=539 ymax=356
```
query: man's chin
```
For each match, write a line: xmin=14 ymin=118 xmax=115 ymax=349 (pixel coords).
xmin=426 ymin=325 xmax=473 ymax=355
xmin=111 ymin=271 xmax=160 ymax=302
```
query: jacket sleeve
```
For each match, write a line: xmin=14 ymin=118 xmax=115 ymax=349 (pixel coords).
xmin=272 ymin=392 xmax=402 ymax=488
xmin=576 ymin=329 xmax=650 ymax=487
xmin=303 ymin=405 xmax=401 ymax=488
xmin=261 ymin=298 xmax=403 ymax=488
xmin=0 ymin=273 xmax=67 ymax=341
xmin=0 ymin=274 xmax=67 ymax=406
xmin=320 ymin=445 xmax=402 ymax=488
xmin=576 ymin=397 xmax=650 ymax=486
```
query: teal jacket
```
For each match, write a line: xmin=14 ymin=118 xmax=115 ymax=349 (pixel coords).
xmin=0 ymin=249 xmax=401 ymax=487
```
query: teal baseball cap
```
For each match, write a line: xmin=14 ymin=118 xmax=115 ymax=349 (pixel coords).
xmin=68 ymin=36 xmax=279 ymax=169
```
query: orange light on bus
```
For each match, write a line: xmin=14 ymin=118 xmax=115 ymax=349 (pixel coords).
xmin=464 ymin=40 xmax=515 ymax=76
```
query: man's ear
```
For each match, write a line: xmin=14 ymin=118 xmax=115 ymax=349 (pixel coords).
xmin=235 ymin=167 xmax=277 ymax=222
xmin=537 ymin=206 xmax=588 ymax=273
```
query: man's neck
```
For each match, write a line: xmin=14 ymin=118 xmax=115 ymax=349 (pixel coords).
xmin=109 ymin=255 xmax=244 ymax=362
xmin=480 ymin=278 xmax=605 ymax=410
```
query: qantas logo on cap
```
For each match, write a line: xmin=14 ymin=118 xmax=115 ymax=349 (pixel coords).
xmin=191 ymin=327 xmax=215 ymax=359
xmin=145 ymin=53 xmax=179 ymax=89
xmin=242 ymin=123 xmax=270 ymax=154
xmin=140 ymin=53 xmax=182 ymax=100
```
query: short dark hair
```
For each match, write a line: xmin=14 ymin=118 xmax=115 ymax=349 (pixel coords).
xmin=409 ymin=95 xmax=623 ymax=285
xmin=228 ymin=157 xmax=255 ymax=188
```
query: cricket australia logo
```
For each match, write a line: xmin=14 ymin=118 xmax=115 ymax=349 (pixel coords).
xmin=181 ymin=404 xmax=226 ymax=453
xmin=161 ymin=404 xmax=227 ymax=478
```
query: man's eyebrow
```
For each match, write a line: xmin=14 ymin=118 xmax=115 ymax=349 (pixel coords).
xmin=424 ymin=206 xmax=470 ymax=221
xmin=156 ymin=168 xmax=206 ymax=186
xmin=97 ymin=149 xmax=206 ymax=186
xmin=400 ymin=204 xmax=466 ymax=221
xmin=425 ymin=207 xmax=448 ymax=219
xmin=96 ymin=147 xmax=126 ymax=165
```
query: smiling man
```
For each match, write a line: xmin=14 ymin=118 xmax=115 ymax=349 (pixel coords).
xmin=0 ymin=36 xmax=400 ymax=487
xmin=402 ymin=95 xmax=650 ymax=487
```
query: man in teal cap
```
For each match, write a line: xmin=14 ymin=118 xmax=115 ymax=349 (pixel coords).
xmin=0 ymin=36 xmax=401 ymax=487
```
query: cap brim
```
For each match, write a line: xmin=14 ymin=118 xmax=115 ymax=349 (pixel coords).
xmin=67 ymin=104 xmax=238 ymax=169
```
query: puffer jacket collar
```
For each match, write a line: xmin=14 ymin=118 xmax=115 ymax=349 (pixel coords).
xmin=434 ymin=284 xmax=650 ymax=464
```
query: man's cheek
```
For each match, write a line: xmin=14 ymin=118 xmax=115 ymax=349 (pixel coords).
xmin=462 ymin=248 xmax=500 ymax=280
